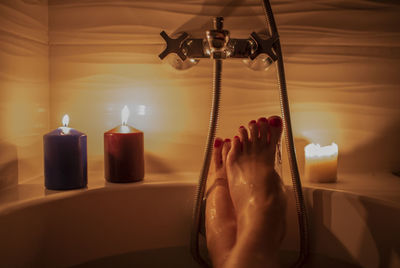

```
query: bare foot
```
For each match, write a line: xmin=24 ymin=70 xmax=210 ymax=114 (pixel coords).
xmin=225 ymin=116 xmax=287 ymax=268
xmin=205 ymin=138 xmax=237 ymax=268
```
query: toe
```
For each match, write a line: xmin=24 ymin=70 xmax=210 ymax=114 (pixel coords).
xmin=213 ymin=138 xmax=224 ymax=168
xmin=238 ymin=126 xmax=249 ymax=152
xmin=222 ymin=139 xmax=231 ymax=164
xmin=248 ymin=120 xmax=259 ymax=148
xmin=268 ymin=116 xmax=283 ymax=148
xmin=228 ymin=136 xmax=242 ymax=162
xmin=257 ymin=117 xmax=269 ymax=146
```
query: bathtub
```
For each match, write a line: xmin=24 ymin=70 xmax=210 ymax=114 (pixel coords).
xmin=0 ymin=172 xmax=399 ymax=268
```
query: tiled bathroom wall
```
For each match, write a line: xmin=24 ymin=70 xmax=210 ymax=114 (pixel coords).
xmin=0 ymin=0 xmax=49 ymax=189
xmin=1 ymin=0 xmax=399 ymax=188
xmin=48 ymin=0 xmax=400 ymax=176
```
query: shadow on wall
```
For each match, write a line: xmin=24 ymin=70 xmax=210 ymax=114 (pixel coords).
xmin=172 ymin=0 xmax=263 ymax=36
xmin=339 ymin=118 xmax=400 ymax=173
xmin=294 ymin=137 xmax=310 ymax=177
xmin=280 ymin=137 xmax=310 ymax=181
xmin=0 ymin=140 xmax=18 ymax=190
xmin=145 ymin=152 xmax=175 ymax=174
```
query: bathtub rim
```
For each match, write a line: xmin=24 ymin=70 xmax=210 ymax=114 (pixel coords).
xmin=1 ymin=171 xmax=399 ymax=216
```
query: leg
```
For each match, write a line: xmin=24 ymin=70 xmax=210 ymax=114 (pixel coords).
xmin=225 ymin=116 xmax=287 ymax=268
xmin=205 ymin=138 xmax=237 ymax=268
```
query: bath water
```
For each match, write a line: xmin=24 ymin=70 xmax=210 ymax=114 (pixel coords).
xmin=73 ymin=246 xmax=360 ymax=268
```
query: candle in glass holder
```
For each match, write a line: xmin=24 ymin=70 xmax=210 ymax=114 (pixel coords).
xmin=304 ymin=142 xmax=338 ymax=183
xmin=104 ymin=106 xmax=144 ymax=183
xmin=43 ymin=114 xmax=87 ymax=190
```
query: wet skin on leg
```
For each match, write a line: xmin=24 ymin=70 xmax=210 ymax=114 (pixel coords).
xmin=206 ymin=116 xmax=287 ymax=268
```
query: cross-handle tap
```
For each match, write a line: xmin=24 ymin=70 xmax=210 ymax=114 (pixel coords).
xmin=158 ymin=31 xmax=189 ymax=60
xmin=159 ymin=17 xmax=279 ymax=66
xmin=249 ymin=32 xmax=278 ymax=61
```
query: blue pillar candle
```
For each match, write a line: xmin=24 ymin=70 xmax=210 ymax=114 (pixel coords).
xmin=43 ymin=115 xmax=87 ymax=190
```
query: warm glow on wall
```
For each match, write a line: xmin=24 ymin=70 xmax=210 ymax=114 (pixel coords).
xmin=0 ymin=0 xmax=393 ymax=180
xmin=137 ymin=105 xmax=146 ymax=116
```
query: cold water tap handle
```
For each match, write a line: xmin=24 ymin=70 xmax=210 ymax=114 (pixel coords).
xmin=159 ymin=31 xmax=189 ymax=60
xmin=249 ymin=32 xmax=278 ymax=61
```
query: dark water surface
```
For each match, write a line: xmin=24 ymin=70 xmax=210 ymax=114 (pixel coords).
xmin=73 ymin=247 xmax=360 ymax=268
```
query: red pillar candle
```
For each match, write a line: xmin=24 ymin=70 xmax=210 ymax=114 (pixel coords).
xmin=104 ymin=106 xmax=144 ymax=183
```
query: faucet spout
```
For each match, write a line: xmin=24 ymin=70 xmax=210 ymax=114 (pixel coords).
xmin=206 ymin=17 xmax=230 ymax=59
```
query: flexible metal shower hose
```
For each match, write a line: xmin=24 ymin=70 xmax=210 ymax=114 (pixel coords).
xmin=274 ymin=42 xmax=309 ymax=268
xmin=261 ymin=0 xmax=310 ymax=266
xmin=190 ymin=59 xmax=222 ymax=267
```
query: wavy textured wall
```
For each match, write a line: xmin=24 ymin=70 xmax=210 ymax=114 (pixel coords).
xmin=0 ymin=0 xmax=48 ymax=189
xmin=46 ymin=0 xmax=400 ymax=177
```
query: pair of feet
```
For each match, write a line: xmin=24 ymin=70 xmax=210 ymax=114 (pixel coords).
xmin=205 ymin=116 xmax=287 ymax=268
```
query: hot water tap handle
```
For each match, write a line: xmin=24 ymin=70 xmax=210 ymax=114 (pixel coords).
xmin=159 ymin=31 xmax=189 ymax=60
xmin=249 ymin=32 xmax=278 ymax=61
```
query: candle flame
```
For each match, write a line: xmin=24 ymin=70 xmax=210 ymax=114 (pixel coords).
xmin=62 ymin=114 xmax=69 ymax=127
xmin=305 ymin=142 xmax=338 ymax=158
xmin=121 ymin=105 xmax=129 ymax=126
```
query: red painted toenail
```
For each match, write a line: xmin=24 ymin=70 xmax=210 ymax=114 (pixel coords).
xmin=214 ymin=139 xmax=223 ymax=148
xmin=250 ymin=120 xmax=256 ymax=124
xmin=234 ymin=136 xmax=240 ymax=140
xmin=224 ymin=138 xmax=231 ymax=143
xmin=269 ymin=116 xmax=282 ymax=127
xmin=239 ymin=126 xmax=245 ymax=129
xmin=258 ymin=117 xmax=268 ymax=123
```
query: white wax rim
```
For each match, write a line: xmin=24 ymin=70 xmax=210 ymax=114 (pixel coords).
xmin=305 ymin=142 xmax=338 ymax=158
xmin=120 ymin=125 xmax=130 ymax=133
xmin=59 ymin=127 xmax=71 ymax=135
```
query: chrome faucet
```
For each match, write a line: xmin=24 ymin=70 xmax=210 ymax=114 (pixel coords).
xmin=159 ymin=17 xmax=278 ymax=64
xmin=205 ymin=17 xmax=230 ymax=59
